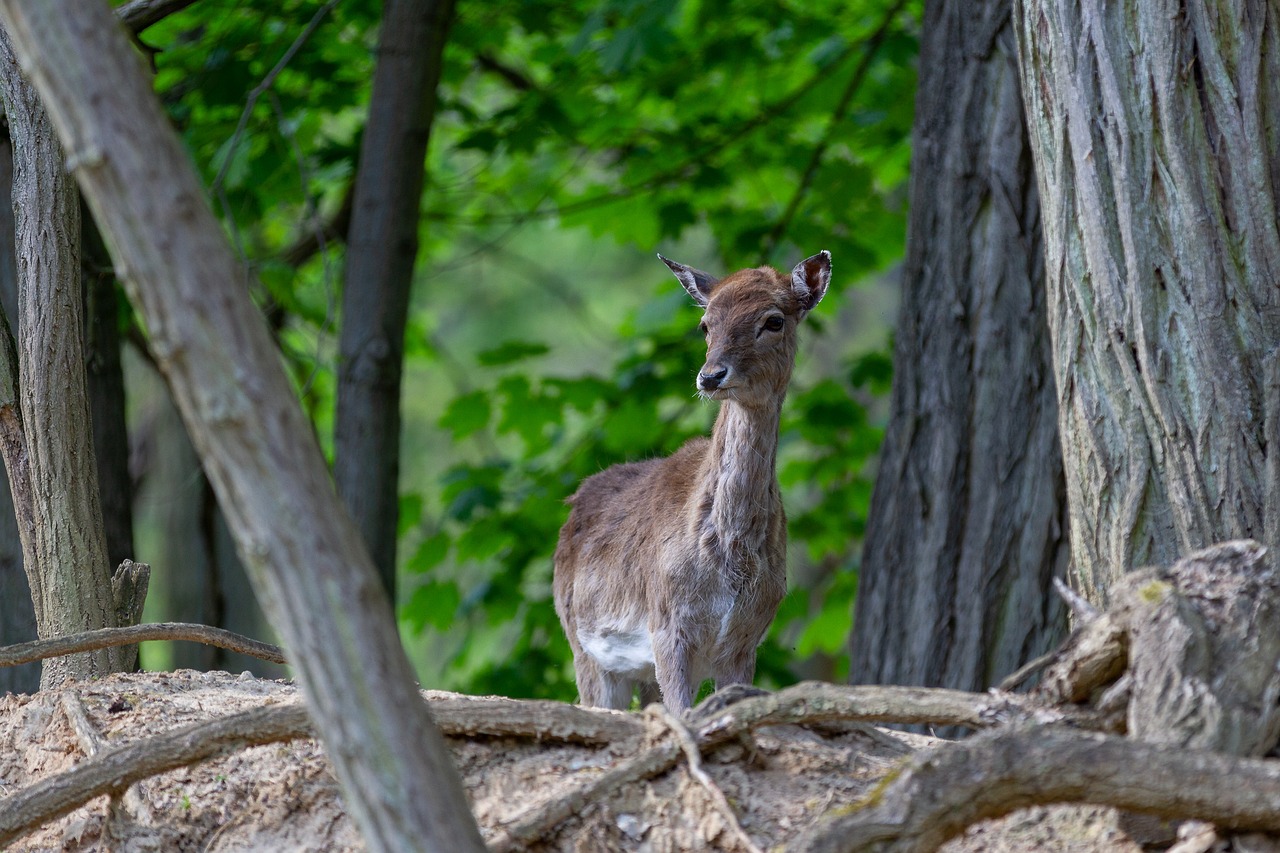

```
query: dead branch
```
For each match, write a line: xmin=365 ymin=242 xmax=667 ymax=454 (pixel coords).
xmin=793 ymin=724 xmax=1280 ymax=853
xmin=0 ymin=622 xmax=286 ymax=668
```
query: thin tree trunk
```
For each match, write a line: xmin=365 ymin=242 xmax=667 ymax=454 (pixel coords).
xmin=334 ymin=0 xmax=455 ymax=598
xmin=0 ymin=4 xmax=485 ymax=849
xmin=852 ymin=0 xmax=1068 ymax=690
xmin=0 ymin=123 xmax=36 ymax=694
xmin=1013 ymin=0 xmax=1280 ymax=603
xmin=0 ymin=28 xmax=134 ymax=687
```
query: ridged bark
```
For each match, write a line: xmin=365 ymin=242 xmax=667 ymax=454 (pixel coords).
xmin=0 ymin=28 xmax=131 ymax=687
xmin=0 ymin=125 xmax=36 ymax=694
xmin=1013 ymin=0 xmax=1280 ymax=601
xmin=852 ymin=0 xmax=1067 ymax=690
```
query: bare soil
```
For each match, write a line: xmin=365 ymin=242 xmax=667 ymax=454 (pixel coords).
xmin=0 ymin=670 xmax=1145 ymax=851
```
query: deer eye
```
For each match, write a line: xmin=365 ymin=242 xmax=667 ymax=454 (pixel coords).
xmin=762 ymin=315 xmax=785 ymax=333
xmin=698 ymin=321 xmax=709 ymax=338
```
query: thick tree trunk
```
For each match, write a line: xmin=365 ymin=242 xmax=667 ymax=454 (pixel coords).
xmin=0 ymin=4 xmax=485 ymax=850
xmin=1013 ymin=0 xmax=1280 ymax=602
xmin=334 ymin=0 xmax=455 ymax=598
xmin=0 ymin=28 xmax=136 ymax=687
xmin=851 ymin=0 xmax=1068 ymax=690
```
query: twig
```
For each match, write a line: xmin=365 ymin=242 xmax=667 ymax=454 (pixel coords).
xmin=996 ymin=648 xmax=1059 ymax=692
xmin=653 ymin=705 xmax=764 ymax=853
xmin=1053 ymin=575 xmax=1100 ymax=622
xmin=0 ymin=622 xmax=286 ymax=668
xmin=759 ymin=0 xmax=911 ymax=260
xmin=210 ymin=0 xmax=340 ymax=195
xmin=792 ymin=724 xmax=1280 ymax=853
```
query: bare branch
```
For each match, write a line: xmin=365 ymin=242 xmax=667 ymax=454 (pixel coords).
xmin=116 ymin=0 xmax=198 ymax=33
xmin=0 ymin=622 xmax=286 ymax=668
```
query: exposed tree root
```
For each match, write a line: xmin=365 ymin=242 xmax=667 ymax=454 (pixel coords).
xmin=793 ymin=724 xmax=1280 ymax=853
xmin=0 ymin=682 xmax=1084 ymax=849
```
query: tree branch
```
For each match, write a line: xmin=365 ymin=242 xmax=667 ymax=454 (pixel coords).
xmin=115 ymin=0 xmax=198 ymax=33
xmin=759 ymin=0 xmax=910 ymax=260
xmin=0 ymin=622 xmax=286 ymax=667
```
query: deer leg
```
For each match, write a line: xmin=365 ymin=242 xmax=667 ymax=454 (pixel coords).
xmin=653 ymin=632 xmax=695 ymax=711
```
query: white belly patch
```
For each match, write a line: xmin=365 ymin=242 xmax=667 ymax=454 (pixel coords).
xmin=579 ymin=624 xmax=655 ymax=677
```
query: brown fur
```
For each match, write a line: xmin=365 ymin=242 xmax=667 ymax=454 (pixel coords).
xmin=552 ymin=252 xmax=831 ymax=710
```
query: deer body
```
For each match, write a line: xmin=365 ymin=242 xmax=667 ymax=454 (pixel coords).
xmin=553 ymin=252 xmax=831 ymax=710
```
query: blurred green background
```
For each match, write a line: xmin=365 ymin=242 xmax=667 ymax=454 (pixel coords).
xmin=130 ymin=0 xmax=920 ymax=700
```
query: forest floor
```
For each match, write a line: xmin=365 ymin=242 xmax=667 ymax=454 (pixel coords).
xmin=0 ymin=670 xmax=1146 ymax=852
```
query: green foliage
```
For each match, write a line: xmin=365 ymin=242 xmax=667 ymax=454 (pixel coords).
xmin=143 ymin=0 xmax=920 ymax=699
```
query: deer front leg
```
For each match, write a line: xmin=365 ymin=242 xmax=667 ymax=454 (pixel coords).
xmin=653 ymin=629 xmax=695 ymax=711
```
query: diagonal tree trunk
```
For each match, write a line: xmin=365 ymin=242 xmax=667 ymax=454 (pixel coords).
xmin=1013 ymin=0 xmax=1280 ymax=602
xmin=852 ymin=0 xmax=1068 ymax=690
xmin=0 ymin=4 xmax=485 ymax=849
xmin=334 ymin=0 xmax=456 ymax=598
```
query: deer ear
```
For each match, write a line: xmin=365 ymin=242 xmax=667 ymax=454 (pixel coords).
xmin=658 ymin=254 xmax=718 ymax=307
xmin=791 ymin=250 xmax=831 ymax=313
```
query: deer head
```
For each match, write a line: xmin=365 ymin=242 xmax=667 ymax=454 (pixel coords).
xmin=659 ymin=251 xmax=831 ymax=408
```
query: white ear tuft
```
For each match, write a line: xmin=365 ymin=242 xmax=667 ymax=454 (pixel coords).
xmin=791 ymin=250 xmax=831 ymax=313
xmin=658 ymin=253 xmax=718 ymax=307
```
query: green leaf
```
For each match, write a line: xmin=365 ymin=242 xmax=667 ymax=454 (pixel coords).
xmin=439 ymin=391 xmax=491 ymax=439
xmin=407 ymin=531 xmax=450 ymax=575
xmin=404 ymin=580 xmax=461 ymax=631
xmin=477 ymin=340 xmax=550 ymax=367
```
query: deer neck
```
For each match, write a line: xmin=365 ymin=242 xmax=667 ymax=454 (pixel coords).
xmin=696 ymin=398 xmax=782 ymax=562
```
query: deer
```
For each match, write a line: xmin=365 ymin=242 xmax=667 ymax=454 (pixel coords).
xmin=552 ymin=250 xmax=831 ymax=711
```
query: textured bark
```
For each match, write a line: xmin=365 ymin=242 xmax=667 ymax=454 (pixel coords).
xmin=1013 ymin=0 xmax=1280 ymax=601
xmin=795 ymin=724 xmax=1280 ymax=853
xmin=0 ymin=4 xmax=485 ymax=850
xmin=0 ymin=126 xmax=36 ymax=694
xmin=0 ymin=28 xmax=134 ymax=687
xmin=852 ymin=0 xmax=1067 ymax=691
xmin=1117 ymin=540 xmax=1280 ymax=756
xmin=334 ymin=0 xmax=455 ymax=597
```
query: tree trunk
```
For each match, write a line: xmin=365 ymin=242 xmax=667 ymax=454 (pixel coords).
xmin=0 ymin=123 xmax=36 ymax=694
xmin=1013 ymin=0 xmax=1280 ymax=603
xmin=334 ymin=0 xmax=455 ymax=598
xmin=0 ymin=28 xmax=137 ymax=687
xmin=0 ymin=4 xmax=485 ymax=850
xmin=851 ymin=0 xmax=1068 ymax=690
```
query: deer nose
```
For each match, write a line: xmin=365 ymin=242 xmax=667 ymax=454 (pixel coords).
xmin=698 ymin=366 xmax=729 ymax=391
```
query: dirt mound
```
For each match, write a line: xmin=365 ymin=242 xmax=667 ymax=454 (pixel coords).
xmin=0 ymin=670 xmax=1140 ymax=851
